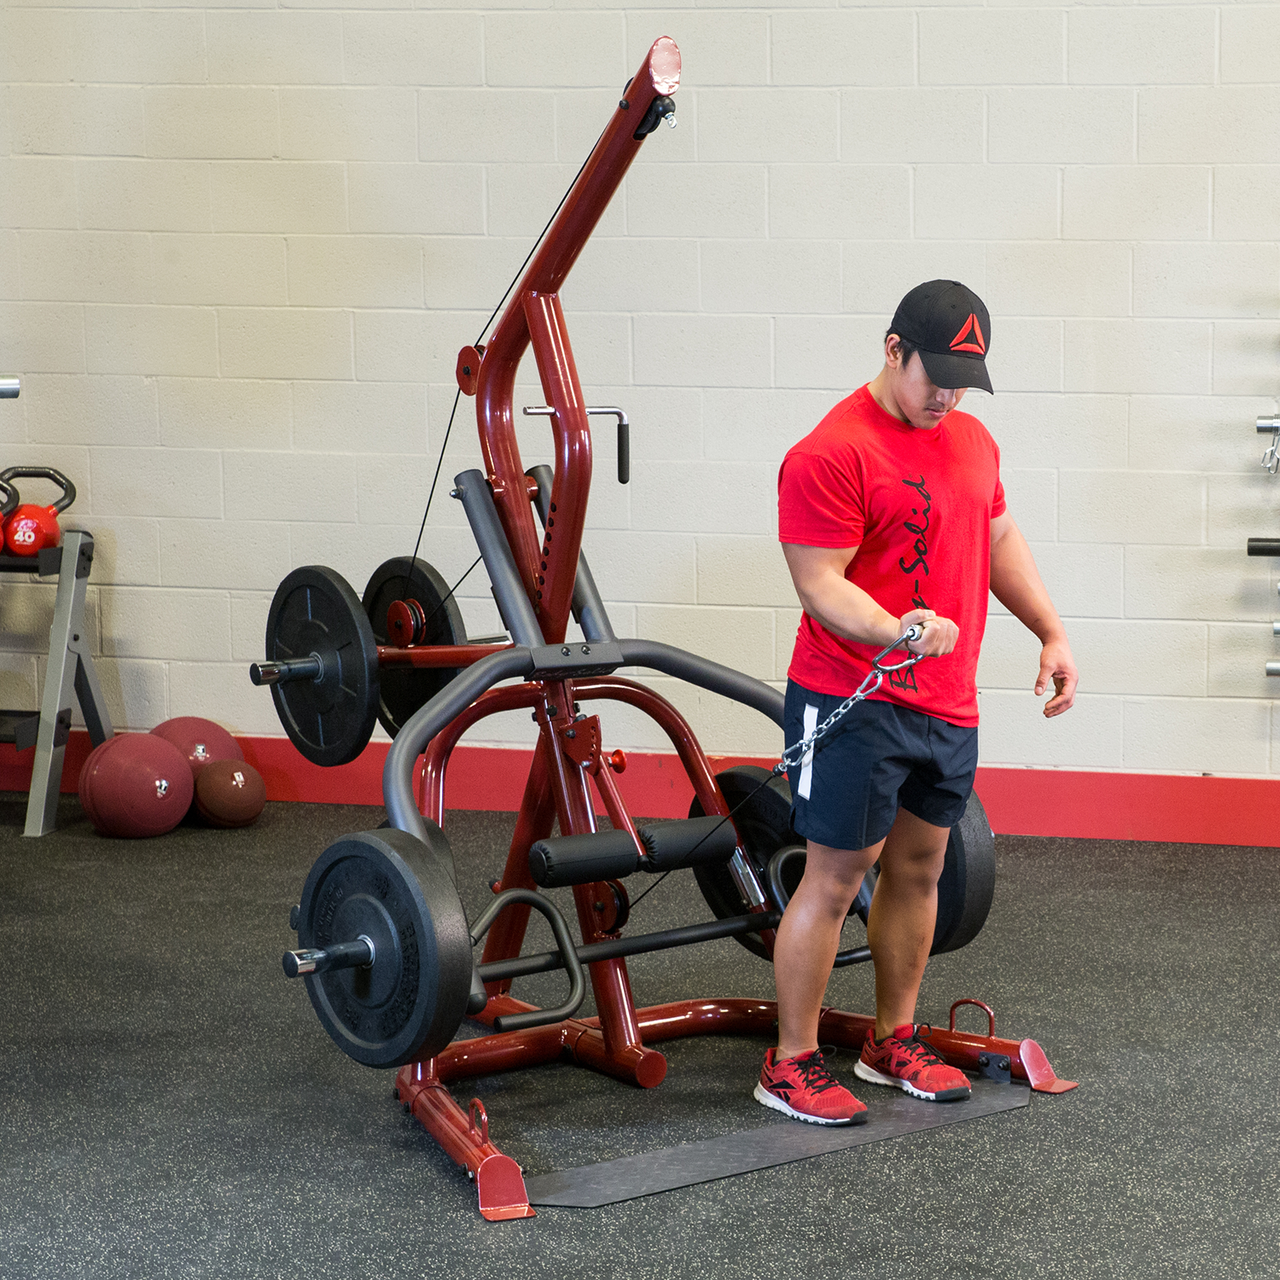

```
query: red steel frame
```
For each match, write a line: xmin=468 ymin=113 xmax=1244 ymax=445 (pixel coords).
xmin=387 ymin=38 xmax=1075 ymax=1222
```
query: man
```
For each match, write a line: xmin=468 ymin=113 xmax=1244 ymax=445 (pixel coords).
xmin=755 ymin=280 xmax=1078 ymax=1125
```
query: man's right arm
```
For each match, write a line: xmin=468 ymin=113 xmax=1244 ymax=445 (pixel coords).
xmin=781 ymin=543 xmax=958 ymax=657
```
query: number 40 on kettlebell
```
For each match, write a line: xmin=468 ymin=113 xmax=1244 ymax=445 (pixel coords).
xmin=0 ymin=467 xmax=76 ymax=557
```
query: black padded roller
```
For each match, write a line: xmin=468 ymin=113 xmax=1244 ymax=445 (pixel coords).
xmin=1247 ymin=539 xmax=1280 ymax=557
xmin=529 ymin=830 xmax=640 ymax=887
xmin=636 ymin=816 xmax=738 ymax=871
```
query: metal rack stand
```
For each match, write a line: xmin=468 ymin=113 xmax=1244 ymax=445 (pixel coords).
xmin=0 ymin=375 xmax=114 ymax=833
xmin=0 ymin=531 xmax=114 ymax=835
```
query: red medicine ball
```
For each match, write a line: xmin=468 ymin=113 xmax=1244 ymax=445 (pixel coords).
xmin=83 ymin=734 xmax=194 ymax=838
xmin=77 ymin=736 xmax=126 ymax=832
xmin=150 ymin=716 xmax=243 ymax=782
xmin=195 ymin=759 xmax=266 ymax=828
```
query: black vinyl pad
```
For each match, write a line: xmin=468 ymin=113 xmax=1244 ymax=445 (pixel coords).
xmin=523 ymin=1077 xmax=1029 ymax=1208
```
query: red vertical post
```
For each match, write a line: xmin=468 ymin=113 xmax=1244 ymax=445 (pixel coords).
xmin=469 ymin=37 xmax=681 ymax=639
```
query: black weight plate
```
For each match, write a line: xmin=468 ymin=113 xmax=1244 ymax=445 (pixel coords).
xmin=931 ymin=789 xmax=996 ymax=955
xmin=362 ymin=556 xmax=467 ymax=740
xmin=266 ymin=565 xmax=380 ymax=767
xmin=296 ymin=825 xmax=472 ymax=1068
xmin=689 ymin=766 xmax=798 ymax=961
xmin=692 ymin=768 xmax=994 ymax=960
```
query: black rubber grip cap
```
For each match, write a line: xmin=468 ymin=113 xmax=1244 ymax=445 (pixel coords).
xmin=1247 ymin=538 xmax=1280 ymax=557
xmin=528 ymin=830 xmax=640 ymax=887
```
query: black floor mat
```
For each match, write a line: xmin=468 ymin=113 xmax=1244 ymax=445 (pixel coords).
xmin=524 ymin=1078 xmax=1029 ymax=1206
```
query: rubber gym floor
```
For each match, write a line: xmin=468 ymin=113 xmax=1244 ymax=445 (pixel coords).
xmin=2 ymin=793 xmax=1276 ymax=1280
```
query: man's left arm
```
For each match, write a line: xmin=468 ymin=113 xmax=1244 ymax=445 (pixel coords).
xmin=988 ymin=510 xmax=1078 ymax=718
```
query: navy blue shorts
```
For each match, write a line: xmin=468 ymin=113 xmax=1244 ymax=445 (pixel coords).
xmin=783 ymin=679 xmax=978 ymax=851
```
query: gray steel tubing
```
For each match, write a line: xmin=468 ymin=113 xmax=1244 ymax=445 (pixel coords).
xmin=453 ymin=469 xmax=544 ymax=649
xmin=526 ymin=464 xmax=617 ymax=643
xmin=617 ymin=639 xmax=785 ymax=727
xmin=468 ymin=888 xmax=588 ymax=1032
xmin=383 ymin=646 xmax=536 ymax=841
xmin=477 ymin=910 xmax=784 ymax=984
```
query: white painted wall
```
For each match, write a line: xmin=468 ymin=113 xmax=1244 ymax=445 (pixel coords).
xmin=1 ymin=3 xmax=1278 ymax=776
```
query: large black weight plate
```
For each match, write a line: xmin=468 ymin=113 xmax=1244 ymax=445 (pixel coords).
xmin=931 ymin=789 xmax=996 ymax=955
xmin=690 ymin=766 xmax=995 ymax=960
xmin=266 ymin=565 xmax=380 ymax=767
xmin=362 ymin=556 xmax=467 ymax=740
xmin=295 ymin=825 xmax=472 ymax=1068
xmin=689 ymin=766 xmax=807 ymax=961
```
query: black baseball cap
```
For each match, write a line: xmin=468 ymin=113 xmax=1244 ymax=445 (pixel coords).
xmin=889 ymin=280 xmax=993 ymax=393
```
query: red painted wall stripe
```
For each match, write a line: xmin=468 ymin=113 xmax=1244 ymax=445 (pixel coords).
xmin=10 ymin=732 xmax=1280 ymax=848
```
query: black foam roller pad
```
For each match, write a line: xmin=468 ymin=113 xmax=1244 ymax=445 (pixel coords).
xmin=637 ymin=816 xmax=738 ymax=871
xmin=528 ymin=830 xmax=640 ymax=887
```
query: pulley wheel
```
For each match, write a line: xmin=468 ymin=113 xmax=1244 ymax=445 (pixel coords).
xmin=265 ymin=566 xmax=380 ymax=767
xmin=362 ymin=557 xmax=467 ymax=739
xmin=294 ymin=825 xmax=473 ymax=1068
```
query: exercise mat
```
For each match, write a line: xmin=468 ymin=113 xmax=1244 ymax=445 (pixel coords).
xmin=524 ymin=1076 xmax=1029 ymax=1207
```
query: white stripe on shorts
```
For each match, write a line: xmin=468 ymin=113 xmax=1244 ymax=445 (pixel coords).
xmin=797 ymin=702 xmax=819 ymax=800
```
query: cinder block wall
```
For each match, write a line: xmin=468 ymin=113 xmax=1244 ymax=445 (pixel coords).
xmin=1 ymin=4 xmax=1277 ymax=776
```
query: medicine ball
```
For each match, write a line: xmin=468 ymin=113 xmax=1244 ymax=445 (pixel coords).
xmin=77 ymin=736 xmax=126 ymax=833
xmin=150 ymin=716 xmax=243 ymax=782
xmin=194 ymin=759 xmax=266 ymax=829
xmin=82 ymin=734 xmax=193 ymax=838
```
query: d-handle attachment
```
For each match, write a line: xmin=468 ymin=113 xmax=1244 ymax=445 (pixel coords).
xmin=465 ymin=887 xmax=586 ymax=1031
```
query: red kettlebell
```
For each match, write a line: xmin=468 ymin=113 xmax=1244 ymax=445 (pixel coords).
xmin=0 ymin=466 xmax=76 ymax=556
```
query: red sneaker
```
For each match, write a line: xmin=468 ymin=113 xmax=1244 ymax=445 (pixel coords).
xmin=754 ymin=1048 xmax=868 ymax=1126
xmin=855 ymin=1024 xmax=972 ymax=1102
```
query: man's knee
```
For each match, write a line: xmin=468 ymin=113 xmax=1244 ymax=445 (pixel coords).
xmin=878 ymin=812 xmax=949 ymax=888
xmin=799 ymin=839 xmax=880 ymax=911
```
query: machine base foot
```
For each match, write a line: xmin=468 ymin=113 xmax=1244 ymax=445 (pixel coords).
xmin=476 ymin=1154 xmax=536 ymax=1220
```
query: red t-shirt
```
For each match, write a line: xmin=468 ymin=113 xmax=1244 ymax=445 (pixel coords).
xmin=778 ymin=385 xmax=1006 ymax=727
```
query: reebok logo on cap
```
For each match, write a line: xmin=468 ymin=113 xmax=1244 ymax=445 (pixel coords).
xmin=888 ymin=280 xmax=994 ymax=393
xmin=949 ymin=313 xmax=986 ymax=355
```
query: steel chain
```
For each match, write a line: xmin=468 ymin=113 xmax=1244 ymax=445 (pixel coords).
xmin=773 ymin=625 xmax=924 ymax=776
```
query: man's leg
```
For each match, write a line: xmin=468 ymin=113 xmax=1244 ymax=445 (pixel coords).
xmin=866 ymin=806 xmax=951 ymax=1039
xmin=756 ymin=838 xmax=880 ymax=1125
xmin=774 ymin=838 xmax=882 ymax=1060
xmin=855 ymin=805 xmax=971 ymax=1102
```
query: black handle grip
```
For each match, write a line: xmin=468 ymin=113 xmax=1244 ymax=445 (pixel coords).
xmin=0 ymin=481 xmax=17 ymax=521
xmin=467 ymin=887 xmax=586 ymax=1031
xmin=617 ymin=418 xmax=630 ymax=484
xmin=0 ymin=466 xmax=76 ymax=514
xmin=1247 ymin=539 xmax=1280 ymax=557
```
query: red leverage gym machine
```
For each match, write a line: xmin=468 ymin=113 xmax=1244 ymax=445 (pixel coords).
xmin=260 ymin=38 xmax=1075 ymax=1222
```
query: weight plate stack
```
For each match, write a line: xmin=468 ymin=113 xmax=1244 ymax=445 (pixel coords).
xmin=361 ymin=556 xmax=467 ymax=739
xmin=265 ymin=565 xmax=380 ymax=767
xmin=294 ymin=826 xmax=473 ymax=1068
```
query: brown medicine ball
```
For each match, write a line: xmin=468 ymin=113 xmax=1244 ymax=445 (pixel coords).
xmin=150 ymin=716 xmax=243 ymax=782
xmin=82 ymin=734 xmax=194 ymax=838
xmin=195 ymin=759 xmax=266 ymax=828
